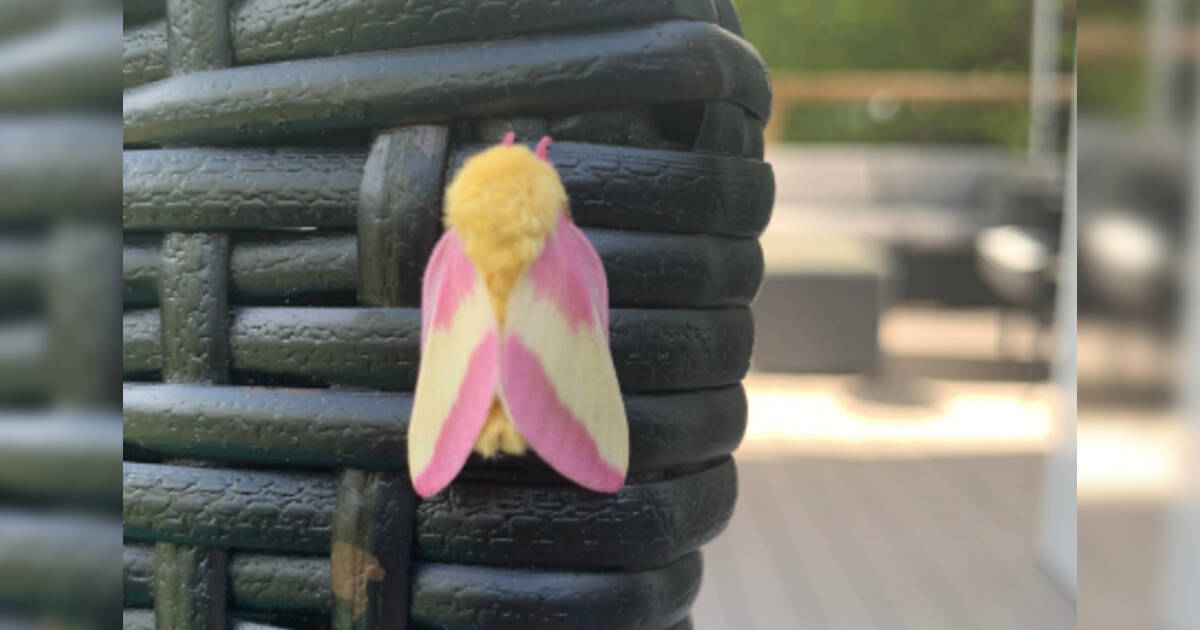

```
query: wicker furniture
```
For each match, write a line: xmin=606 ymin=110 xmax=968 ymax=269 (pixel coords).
xmin=123 ymin=1 xmax=772 ymax=628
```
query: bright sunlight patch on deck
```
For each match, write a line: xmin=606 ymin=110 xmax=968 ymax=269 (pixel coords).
xmin=739 ymin=372 xmax=1054 ymax=458
xmin=1077 ymin=411 xmax=1185 ymax=504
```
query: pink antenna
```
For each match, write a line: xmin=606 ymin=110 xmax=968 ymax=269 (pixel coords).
xmin=501 ymin=131 xmax=516 ymax=146
xmin=535 ymin=136 xmax=552 ymax=162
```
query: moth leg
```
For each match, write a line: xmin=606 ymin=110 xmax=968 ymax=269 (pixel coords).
xmin=498 ymin=416 xmax=527 ymax=455
xmin=474 ymin=403 xmax=505 ymax=457
xmin=473 ymin=400 xmax=528 ymax=457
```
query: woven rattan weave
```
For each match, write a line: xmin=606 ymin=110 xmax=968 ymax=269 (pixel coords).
xmin=122 ymin=1 xmax=773 ymax=628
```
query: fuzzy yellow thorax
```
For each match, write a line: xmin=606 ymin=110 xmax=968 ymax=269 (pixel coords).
xmin=443 ymin=142 xmax=568 ymax=457
xmin=444 ymin=143 xmax=567 ymax=323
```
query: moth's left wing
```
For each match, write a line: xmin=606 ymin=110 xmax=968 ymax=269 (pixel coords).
xmin=499 ymin=214 xmax=628 ymax=493
xmin=409 ymin=230 xmax=499 ymax=498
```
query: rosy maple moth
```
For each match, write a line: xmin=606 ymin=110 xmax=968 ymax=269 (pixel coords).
xmin=407 ymin=133 xmax=629 ymax=498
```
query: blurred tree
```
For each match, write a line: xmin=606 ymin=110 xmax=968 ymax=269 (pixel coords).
xmin=734 ymin=0 xmax=1075 ymax=148
xmin=736 ymin=0 xmax=1033 ymax=71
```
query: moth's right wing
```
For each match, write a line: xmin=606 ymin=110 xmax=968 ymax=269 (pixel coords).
xmin=408 ymin=229 xmax=499 ymax=498
xmin=498 ymin=215 xmax=628 ymax=493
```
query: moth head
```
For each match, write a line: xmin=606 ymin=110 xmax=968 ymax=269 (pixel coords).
xmin=444 ymin=135 xmax=568 ymax=248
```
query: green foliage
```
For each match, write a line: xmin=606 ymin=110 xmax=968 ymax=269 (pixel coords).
xmin=732 ymin=0 xmax=1071 ymax=149
xmin=1078 ymin=61 xmax=1144 ymax=120
xmin=734 ymin=0 xmax=1034 ymax=71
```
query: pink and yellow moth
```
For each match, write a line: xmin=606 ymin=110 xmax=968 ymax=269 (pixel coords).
xmin=407 ymin=133 xmax=629 ymax=498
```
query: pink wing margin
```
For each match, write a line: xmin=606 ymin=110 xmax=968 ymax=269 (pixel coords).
xmin=499 ymin=214 xmax=629 ymax=493
xmin=408 ymin=230 xmax=499 ymax=498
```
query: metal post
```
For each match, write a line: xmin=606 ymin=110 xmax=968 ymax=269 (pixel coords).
xmin=1028 ymin=0 xmax=1061 ymax=162
xmin=1159 ymin=16 xmax=1200 ymax=626
xmin=1035 ymin=72 xmax=1077 ymax=598
xmin=1146 ymin=0 xmax=1181 ymax=128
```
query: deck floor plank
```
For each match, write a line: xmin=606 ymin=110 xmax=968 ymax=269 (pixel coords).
xmin=692 ymin=455 xmax=1075 ymax=630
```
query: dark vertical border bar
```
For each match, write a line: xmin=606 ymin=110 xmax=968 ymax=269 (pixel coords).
xmin=158 ymin=232 xmax=230 ymax=383
xmin=155 ymin=3 xmax=235 ymax=627
xmin=342 ymin=123 xmax=437 ymax=629
xmin=153 ymin=543 xmax=228 ymax=630
xmin=357 ymin=126 xmax=450 ymax=306
xmin=48 ymin=223 xmax=122 ymax=406
xmin=331 ymin=470 xmax=415 ymax=630
xmin=166 ymin=0 xmax=231 ymax=75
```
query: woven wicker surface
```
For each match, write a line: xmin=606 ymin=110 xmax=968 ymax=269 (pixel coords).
xmin=122 ymin=1 xmax=772 ymax=628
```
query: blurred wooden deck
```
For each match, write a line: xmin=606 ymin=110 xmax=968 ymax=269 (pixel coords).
xmin=688 ymin=305 xmax=1080 ymax=628
xmin=693 ymin=454 xmax=1075 ymax=629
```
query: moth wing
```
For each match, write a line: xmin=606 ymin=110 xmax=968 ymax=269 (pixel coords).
xmin=499 ymin=214 xmax=628 ymax=492
xmin=408 ymin=229 xmax=499 ymax=498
